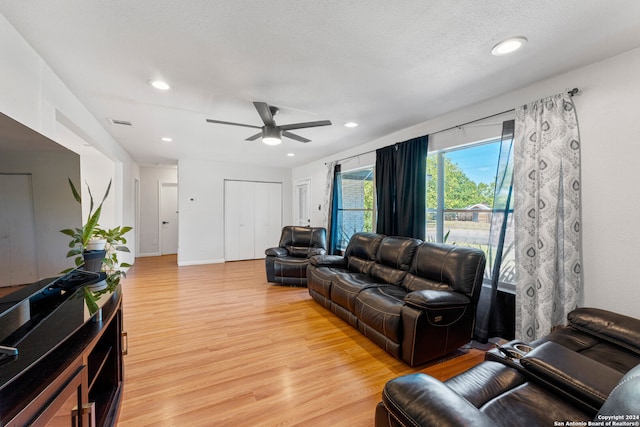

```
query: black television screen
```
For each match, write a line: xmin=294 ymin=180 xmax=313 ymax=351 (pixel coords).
xmin=0 ymin=112 xmax=82 ymax=290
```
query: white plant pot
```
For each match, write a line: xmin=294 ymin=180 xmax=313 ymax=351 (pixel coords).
xmin=87 ymin=279 xmax=108 ymax=292
xmin=86 ymin=238 xmax=107 ymax=251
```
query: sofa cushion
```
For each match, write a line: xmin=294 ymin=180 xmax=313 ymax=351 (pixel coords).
xmin=403 ymin=242 xmax=485 ymax=301
xmin=331 ymin=273 xmax=380 ymax=313
xmin=356 ymin=285 xmax=407 ymax=344
xmin=369 ymin=236 xmax=421 ymax=285
xmin=344 ymin=233 xmax=385 ymax=274
xmin=307 ymin=265 xmax=349 ymax=299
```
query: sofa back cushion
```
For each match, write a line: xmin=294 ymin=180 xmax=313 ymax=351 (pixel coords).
xmin=369 ymin=236 xmax=421 ymax=285
xmin=402 ymin=242 xmax=486 ymax=302
xmin=344 ymin=232 xmax=385 ymax=274
xmin=279 ymin=226 xmax=327 ymax=257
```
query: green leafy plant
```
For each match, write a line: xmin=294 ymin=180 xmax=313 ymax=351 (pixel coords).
xmin=59 ymin=178 xmax=132 ymax=312
xmin=93 ymin=225 xmax=133 ymax=294
xmin=60 ymin=178 xmax=112 ymax=269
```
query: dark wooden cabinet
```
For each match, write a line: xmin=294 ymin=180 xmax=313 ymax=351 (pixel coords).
xmin=0 ymin=286 xmax=125 ymax=426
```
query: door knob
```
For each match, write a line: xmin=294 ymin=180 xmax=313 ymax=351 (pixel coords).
xmin=162 ymin=221 xmax=169 ymax=224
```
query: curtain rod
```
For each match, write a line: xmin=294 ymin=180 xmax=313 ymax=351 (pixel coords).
xmin=327 ymin=88 xmax=579 ymax=165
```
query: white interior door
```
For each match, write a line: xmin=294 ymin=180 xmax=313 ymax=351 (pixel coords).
xmin=294 ymin=179 xmax=311 ymax=227
xmin=160 ymin=182 xmax=178 ymax=255
xmin=0 ymin=174 xmax=38 ymax=286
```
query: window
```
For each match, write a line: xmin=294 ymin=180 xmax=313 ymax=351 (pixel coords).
xmin=427 ymin=139 xmax=515 ymax=288
xmin=335 ymin=166 xmax=375 ymax=251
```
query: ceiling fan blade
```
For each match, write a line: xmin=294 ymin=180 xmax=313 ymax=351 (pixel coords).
xmin=206 ymin=119 xmax=261 ymax=129
xmin=279 ymin=120 xmax=332 ymax=131
xmin=253 ymin=102 xmax=276 ymax=127
xmin=245 ymin=132 xmax=262 ymax=141
xmin=283 ymin=131 xmax=310 ymax=143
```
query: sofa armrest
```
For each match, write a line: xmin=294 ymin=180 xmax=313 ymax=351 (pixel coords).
xmin=520 ymin=341 xmax=623 ymax=410
xmin=309 ymin=254 xmax=347 ymax=267
xmin=265 ymin=247 xmax=288 ymax=257
xmin=404 ymin=289 xmax=470 ymax=310
xmin=381 ymin=373 xmax=495 ymax=427
xmin=568 ymin=308 xmax=640 ymax=354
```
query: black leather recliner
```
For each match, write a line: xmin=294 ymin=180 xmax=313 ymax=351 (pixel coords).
xmin=265 ymin=226 xmax=327 ymax=286
xmin=375 ymin=307 xmax=640 ymax=426
xmin=376 ymin=358 xmax=640 ymax=427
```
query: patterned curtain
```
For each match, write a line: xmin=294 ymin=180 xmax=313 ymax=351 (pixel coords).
xmin=514 ymin=92 xmax=582 ymax=341
xmin=323 ymin=161 xmax=338 ymax=229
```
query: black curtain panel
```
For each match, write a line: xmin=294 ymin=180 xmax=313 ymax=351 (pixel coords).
xmin=474 ymin=120 xmax=515 ymax=342
xmin=375 ymin=145 xmax=397 ymax=236
xmin=375 ymin=136 xmax=428 ymax=239
xmin=328 ymin=164 xmax=342 ymax=254
xmin=395 ymin=136 xmax=428 ymax=240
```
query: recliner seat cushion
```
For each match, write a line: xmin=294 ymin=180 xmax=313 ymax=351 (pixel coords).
xmin=331 ymin=273 xmax=380 ymax=313
xmin=273 ymin=257 xmax=309 ymax=278
xmin=307 ymin=265 xmax=349 ymax=299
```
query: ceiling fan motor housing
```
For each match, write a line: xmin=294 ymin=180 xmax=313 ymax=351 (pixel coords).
xmin=262 ymin=126 xmax=282 ymax=145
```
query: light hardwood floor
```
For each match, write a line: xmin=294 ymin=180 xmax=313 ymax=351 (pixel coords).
xmin=118 ymin=255 xmax=485 ymax=426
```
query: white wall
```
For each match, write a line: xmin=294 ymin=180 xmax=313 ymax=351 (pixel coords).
xmin=178 ymin=158 xmax=291 ymax=266
xmin=294 ymin=47 xmax=640 ymax=320
xmin=139 ymin=166 xmax=178 ymax=256
xmin=0 ymin=15 xmax=139 ymax=267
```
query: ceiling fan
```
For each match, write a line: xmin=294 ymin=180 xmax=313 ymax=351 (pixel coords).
xmin=206 ymin=102 xmax=331 ymax=145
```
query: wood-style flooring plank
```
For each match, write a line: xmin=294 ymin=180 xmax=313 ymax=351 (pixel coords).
xmin=118 ymin=255 xmax=485 ymax=426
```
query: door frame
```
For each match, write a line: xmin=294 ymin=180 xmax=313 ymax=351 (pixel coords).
xmin=294 ymin=178 xmax=311 ymax=227
xmin=158 ymin=181 xmax=178 ymax=255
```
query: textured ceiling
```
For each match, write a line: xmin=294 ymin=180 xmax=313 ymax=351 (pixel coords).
xmin=1 ymin=1 xmax=640 ymax=167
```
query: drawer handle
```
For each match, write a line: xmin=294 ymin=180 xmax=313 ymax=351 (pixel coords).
xmin=122 ymin=331 xmax=129 ymax=356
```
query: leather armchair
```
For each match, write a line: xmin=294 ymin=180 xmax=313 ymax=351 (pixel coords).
xmin=265 ymin=226 xmax=327 ymax=286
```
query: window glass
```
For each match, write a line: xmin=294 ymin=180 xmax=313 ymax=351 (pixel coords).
xmin=427 ymin=139 xmax=515 ymax=289
xmin=336 ymin=166 xmax=375 ymax=250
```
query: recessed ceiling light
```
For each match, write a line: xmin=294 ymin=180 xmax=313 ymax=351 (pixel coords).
xmin=287 ymin=153 xmax=295 ymax=157
xmin=491 ymin=37 xmax=527 ymax=56
xmin=345 ymin=122 xmax=359 ymax=128
xmin=150 ymin=80 xmax=170 ymax=90
xmin=161 ymin=137 xmax=173 ymax=142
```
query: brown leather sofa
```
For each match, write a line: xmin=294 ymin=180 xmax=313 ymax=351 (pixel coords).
xmin=307 ymin=232 xmax=486 ymax=366
xmin=375 ymin=307 xmax=640 ymax=426
xmin=265 ymin=226 xmax=327 ymax=286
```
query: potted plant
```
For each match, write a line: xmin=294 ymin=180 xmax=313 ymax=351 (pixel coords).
xmin=60 ymin=178 xmax=132 ymax=314
xmin=60 ymin=178 xmax=111 ymax=272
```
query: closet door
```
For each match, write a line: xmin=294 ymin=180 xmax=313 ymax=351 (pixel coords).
xmin=254 ymin=182 xmax=282 ymax=258
xmin=224 ymin=180 xmax=256 ymax=261
xmin=224 ymin=180 xmax=282 ymax=261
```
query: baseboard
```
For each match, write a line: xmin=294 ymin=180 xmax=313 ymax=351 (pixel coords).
xmin=137 ymin=252 xmax=161 ymax=257
xmin=177 ymin=258 xmax=225 ymax=266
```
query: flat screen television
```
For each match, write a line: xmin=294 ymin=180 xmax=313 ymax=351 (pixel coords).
xmin=0 ymin=112 xmax=82 ymax=291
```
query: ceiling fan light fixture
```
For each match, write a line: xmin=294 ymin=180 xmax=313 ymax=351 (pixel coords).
xmin=491 ymin=36 xmax=527 ymax=56
xmin=262 ymin=127 xmax=282 ymax=145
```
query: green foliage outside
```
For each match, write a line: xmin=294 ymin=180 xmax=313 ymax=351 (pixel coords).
xmin=363 ymin=179 xmax=374 ymax=232
xmin=427 ymin=156 xmax=495 ymax=210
